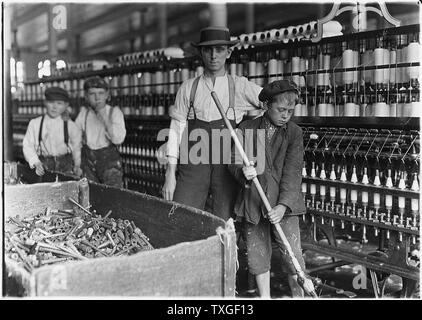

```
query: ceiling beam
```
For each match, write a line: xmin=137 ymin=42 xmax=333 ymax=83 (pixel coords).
xmin=30 ymin=3 xmax=150 ymax=49
xmin=70 ymin=3 xmax=148 ymax=34
xmin=82 ymin=4 xmax=208 ymax=53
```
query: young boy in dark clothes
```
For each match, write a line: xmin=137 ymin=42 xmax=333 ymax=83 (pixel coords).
xmin=75 ymin=76 xmax=126 ymax=187
xmin=228 ymin=79 xmax=307 ymax=297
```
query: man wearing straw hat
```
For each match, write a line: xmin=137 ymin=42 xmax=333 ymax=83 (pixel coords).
xmin=162 ymin=26 xmax=263 ymax=221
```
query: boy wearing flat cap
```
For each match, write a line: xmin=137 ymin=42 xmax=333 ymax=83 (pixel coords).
xmin=75 ymin=76 xmax=126 ymax=187
xmin=23 ymin=86 xmax=82 ymax=177
xmin=162 ymin=26 xmax=263 ymax=221
xmin=228 ymin=80 xmax=307 ymax=297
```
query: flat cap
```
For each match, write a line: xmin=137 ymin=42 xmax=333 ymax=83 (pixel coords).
xmin=258 ymin=79 xmax=299 ymax=102
xmin=83 ymin=76 xmax=109 ymax=91
xmin=45 ymin=87 xmax=70 ymax=102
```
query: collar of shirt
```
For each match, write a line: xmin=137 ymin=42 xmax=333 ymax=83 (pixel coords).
xmin=262 ymin=112 xmax=287 ymax=144
xmin=262 ymin=112 xmax=287 ymax=130
xmin=44 ymin=114 xmax=62 ymax=123
xmin=201 ymin=72 xmax=228 ymax=91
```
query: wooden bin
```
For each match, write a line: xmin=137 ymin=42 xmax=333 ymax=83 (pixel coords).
xmin=4 ymin=179 xmax=237 ymax=297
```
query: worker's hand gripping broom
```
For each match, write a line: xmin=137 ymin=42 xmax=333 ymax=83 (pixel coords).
xmin=211 ymin=91 xmax=317 ymax=298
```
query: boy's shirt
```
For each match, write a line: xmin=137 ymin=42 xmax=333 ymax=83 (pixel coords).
xmin=75 ymin=104 xmax=126 ymax=150
xmin=23 ymin=115 xmax=82 ymax=168
xmin=228 ymin=113 xmax=306 ymax=224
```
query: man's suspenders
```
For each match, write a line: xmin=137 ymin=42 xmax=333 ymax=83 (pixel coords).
xmin=187 ymin=75 xmax=236 ymax=120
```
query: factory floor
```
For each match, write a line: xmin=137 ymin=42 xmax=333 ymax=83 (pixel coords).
xmin=235 ymin=237 xmax=420 ymax=299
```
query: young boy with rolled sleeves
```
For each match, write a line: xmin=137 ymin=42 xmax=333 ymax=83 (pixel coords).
xmin=228 ymin=80 xmax=307 ymax=298
xmin=75 ymin=76 xmax=126 ymax=188
xmin=23 ymin=87 xmax=82 ymax=177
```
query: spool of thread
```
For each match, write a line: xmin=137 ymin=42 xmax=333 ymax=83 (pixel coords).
xmin=143 ymin=72 xmax=152 ymax=94
xmin=291 ymin=56 xmax=300 ymax=87
xmin=326 ymin=104 xmax=335 ymax=116
xmin=248 ymin=60 xmax=257 ymax=83
xmin=411 ymin=102 xmax=420 ymax=117
xmin=383 ymin=48 xmax=390 ymax=84
xmin=285 ymin=60 xmax=291 ymax=82
xmin=332 ymin=56 xmax=342 ymax=86
xmin=395 ymin=103 xmax=403 ymax=117
xmin=374 ymin=102 xmax=389 ymax=117
xmin=301 ymin=103 xmax=308 ymax=116
xmin=374 ymin=48 xmax=385 ymax=84
xmin=320 ymin=185 xmax=326 ymax=197
xmin=168 ymin=69 xmax=176 ymax=94
xmin=79 ymin=79 xmax=85 ymax=97
xmin=294 ymin=103 xmax=302 ymax=116
xmin=317 ymin=103 xmax=327 ymax=116
xmin=163 ymin=70 xmax=169 ymax=94
xmin=344 ymin=102 xmax=358 ymax=117
xmin=403 ymin=103 xmax=413 ymax=117
xmin=402 ymin=45 xmax=410 ymax=84
xmin=132 ymin=74 xmax=139 ymax=95
xmin=353 ymin=50 xmax=359 ymax=84
xmin=396 ymin=48 xmax=402 ymax=84
xmin=299 ymin=58 xmax=306 ymax=87
xmin=268 ymin=58 xmax=278 ymax=82
xmin=390 ymin=103 xmax=397 ymax=117
xmin=323 ymin=55 xmax=330 ymax=86
xmin=277 ymin=59 xmax=284 ymax=80
xmin=181 ymin=68 xmax=190 ymax=82
xmin=389 ymin=49 xmax=397 ymax=85
xmin=155 ymin=70 xmax=164 ymax=94
xmin=407 ymin=41 xmax=420 ymax=80
xmin=230 ymin=62 xmax=237 ymax=76
xmin=307 ymin=58 xmax=316 ymax=87
xmin=237 ymin=62 xmax=244 ymax=77
xmin=256 ymin=62 xmax=264 ymax=86
xmin=362 ymin=50 xmax=374 ymax=84
xmin=342 ymin=49 xmax=354 ymax=85
xmin=72 ymin=80 xmax=78 ymax=98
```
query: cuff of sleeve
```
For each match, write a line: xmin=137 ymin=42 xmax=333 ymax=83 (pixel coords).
xmin=277 ymin=199 xmax=293 ymax=213
xmin=167 ymin=156 xmax=178 ymax=165
xmin=28 ymin=156 xmax=40 ymax=168
xmin=169 ymin=110 xmax=187 ymax=122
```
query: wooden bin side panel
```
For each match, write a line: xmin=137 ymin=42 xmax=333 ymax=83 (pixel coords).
xmin=4 ymin=259 xmax=33 ymax=297
xmin=88 ymin=183 xmax=225 ymax=248
xmin=33 ymin=236 xmax=228 ymax=297
xmin=4 ymin=181 xmax=80 ymax=219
